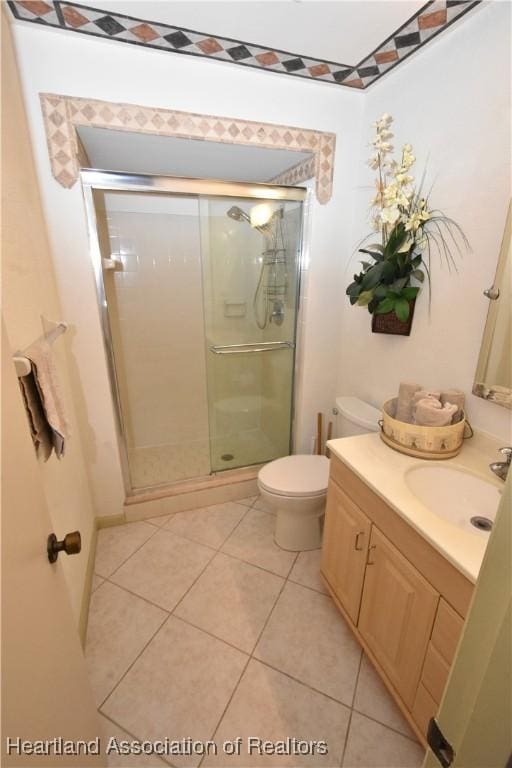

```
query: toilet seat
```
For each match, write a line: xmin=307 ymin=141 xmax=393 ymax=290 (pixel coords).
xmin=258 ymin=455 xmax=329 ymax=498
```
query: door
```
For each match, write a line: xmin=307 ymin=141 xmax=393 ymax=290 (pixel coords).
xmin=201 ymin=196 xmax=303 ymax=472
xmin=320 ymin=480 xmax=371 ymax=623
xmin=358 ymin=526 xmax=438 ymax=707
xmin=423 ymin=479 xmax=511 ymax=768
xmin=1 ymin=320 xmax=105 ymax=767
xmin=84 ymin=175 xmax=306 ymax=492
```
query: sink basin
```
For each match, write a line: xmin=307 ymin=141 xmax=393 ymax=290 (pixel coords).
xmin=405 ymin=465 xmax=501 ymax=535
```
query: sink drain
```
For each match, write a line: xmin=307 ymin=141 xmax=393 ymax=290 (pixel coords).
xmin=470 ymin=516 xmax=493 ymax=532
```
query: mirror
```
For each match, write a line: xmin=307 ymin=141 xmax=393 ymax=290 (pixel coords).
xmin=473 ymin=202 xmax=512 ymax=409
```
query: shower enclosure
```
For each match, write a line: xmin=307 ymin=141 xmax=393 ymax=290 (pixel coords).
xmin=82 ymin=171 xmax=306 ymax=492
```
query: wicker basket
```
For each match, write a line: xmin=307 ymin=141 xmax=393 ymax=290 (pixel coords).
xmin=379 ymin=397 xmax=469 ymax=459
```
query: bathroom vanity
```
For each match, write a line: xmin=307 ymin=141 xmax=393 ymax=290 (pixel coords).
xmin=321 ymin=432 xmax=503 ymax=747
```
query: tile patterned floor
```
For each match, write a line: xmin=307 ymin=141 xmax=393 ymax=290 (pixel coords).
xmin=87 ymin=497 xmax=425 ymax=768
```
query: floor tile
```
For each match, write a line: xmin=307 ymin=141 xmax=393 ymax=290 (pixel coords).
xmin=175 ymin=552 xmax=284 ymax=653
xmin=146 ymin=513 xmax=175 ymax=528
xmin=101 ymin=616 xmax=248 ymax=768
xmin=97 ymin=713 xmax=167 ymax=766
xmin=251 ymin=496 xmax=273 ymax=513
xmin=221 ymin=508 xmax=296 ymax=577
xmin=353 ymin=655 xmax=416 ymax=738
xmin=288 ymin=549 xmax=328 ymax=594
xmin=342 ymin=712 xmax=424 ymax=767
xmin=254 ymin=581 xmax=361 ymax=705
xmin=205 ymin=659 xmax=350 ymax=766
xmin=85 ymin=581 xmax=167 ymax=706
xmin=165 ymin=501 xmax=247 ymax=549
xmin=237 ymin=496 xmax=257 ymax=508
xmin=110 ymin=529 xmax=214 ymax=611
xmin=95 ymin=522 xmax=156 ymax=578
xmin=92 ymin=574 xmax=105 ymax=592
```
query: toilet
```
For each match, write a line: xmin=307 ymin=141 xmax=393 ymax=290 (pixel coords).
xmin=258 ymin=396 xmax=381 ymax=551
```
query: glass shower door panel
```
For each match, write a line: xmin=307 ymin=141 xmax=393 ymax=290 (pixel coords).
xmin=96 ymin=191 xmax=211 ymax=488
xmin=201 ymin=197 xmax=302 ymax=472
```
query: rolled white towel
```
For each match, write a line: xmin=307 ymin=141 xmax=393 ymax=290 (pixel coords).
xmin=440 ymin=389 xmax=465 ymax=421
xmin=412 ymin=389 xmax=441 ymax=406
xmin=415 ymin=398 xmax=458 ymax=427
xmin=396 ymin=382 xmax=422 ymax=423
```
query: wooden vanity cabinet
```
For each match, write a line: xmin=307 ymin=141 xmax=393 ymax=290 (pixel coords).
xmin=320 ymin=481 xmax=371 ymax=624
xmin=358 ymin=526 xmax=438 ymax=707
xmin=321 ymin=455 xmax=472 ymax=746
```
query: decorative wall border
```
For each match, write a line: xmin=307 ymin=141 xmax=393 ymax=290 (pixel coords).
xmin=9 ymin=0 xmax=480 ymax=90
xmin=39 ymin=93 xmax=335 ymax=202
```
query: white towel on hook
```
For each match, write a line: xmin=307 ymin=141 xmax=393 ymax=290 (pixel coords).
xmin=24 ymin=338 xmax=70 ymax=458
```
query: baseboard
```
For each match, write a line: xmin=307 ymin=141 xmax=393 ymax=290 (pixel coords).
xmin=78 ymin=523 xmax=98 ymax=649
xmin=96 ymin=512 xmax=126 ymax=529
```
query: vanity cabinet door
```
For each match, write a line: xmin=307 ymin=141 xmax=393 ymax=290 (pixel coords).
xmin=320 ymin=480 xmax=371 ymax=624
xmin=358 ymin=526 xmax=439 ymax=707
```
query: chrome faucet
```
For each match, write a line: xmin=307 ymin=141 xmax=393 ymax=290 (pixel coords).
xmin=490 ymin=447 xmax=512 ymax=481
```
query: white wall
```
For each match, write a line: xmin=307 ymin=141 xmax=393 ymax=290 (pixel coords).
xmin=12 ymin=21 xmax=364 ymax=511
xmin=338 ymin=1 xmax=512 ymax=442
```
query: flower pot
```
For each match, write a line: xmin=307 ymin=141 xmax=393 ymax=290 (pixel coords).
xmin=371 ymin=299 xmax=416 ymax=336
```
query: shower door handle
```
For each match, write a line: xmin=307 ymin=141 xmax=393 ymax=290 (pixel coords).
xmin=209 ymin=341 xmax=295 ymax=355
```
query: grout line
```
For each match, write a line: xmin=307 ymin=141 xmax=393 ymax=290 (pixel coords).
xmin=199 ymin=558 xmax=291 ymax=768
xmin=97 ymin=609 xmax=169 ymax=711
xmin=350 ymin=707 xmax=422 ymax=745
xmin=339 ymin=649 xmax=364 ymax=767
xmin=102 ymin=576 xmax=173 ymax=615
xmin=96 ymin=520 xmax=161 ymax=580
xmin=253 ymin=658 xmax=353 ymax=711
xmin=160 ymin=505 xmax=250 ymax=553
xmin=97 ymin=711 xmax=172 ymax=767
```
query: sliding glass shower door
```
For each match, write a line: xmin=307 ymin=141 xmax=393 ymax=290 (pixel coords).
xmin=83 ymin=172 xmax=304 ymax=491
xmin=200 ymin=197 xmax=303 ymax=471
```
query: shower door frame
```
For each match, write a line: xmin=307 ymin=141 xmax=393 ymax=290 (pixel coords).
xmin=80 ymin=168 xmax=308 ymax=495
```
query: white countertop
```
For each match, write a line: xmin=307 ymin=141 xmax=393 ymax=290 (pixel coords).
xmin=326 ymin=431 xmax=505 ymax=584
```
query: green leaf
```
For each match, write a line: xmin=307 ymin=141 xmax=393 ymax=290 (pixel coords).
xmin=359 ymin=248 xmax=384 ymax=262
xmin=391 ymin=277 xmax=409 ymax=293
xmin=394 ymin=298 xmax=410 ymax=322
xmin=375 ymin=298 xmax=395 ymax=314
xmin=346 ymin=281 xmax=362 ymax=297
xmin=374 ymin=284 xmax=388 ymax=299
xmin=361 ymin=262 xmax=386 ymax=290
xmin=412 ymin=269 xmax=425 ymax=283
xmin=367 ymin=243 xmax=384 ymax=253
xmin=357 ymin=290 xmax=374 ymax=306
xmin=402 ymin=286 xmax=420 ymax=301
xmin=411 ymin=255 xmax=422 ymax=268
xmin=359 ymin=261 xmax=372 ymax=272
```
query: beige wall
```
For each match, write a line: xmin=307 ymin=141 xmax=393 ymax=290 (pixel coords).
xmin=1 ymin=11 xmax=97 ymax=627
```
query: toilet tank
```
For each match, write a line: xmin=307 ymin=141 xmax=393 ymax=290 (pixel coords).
xmin=334 ymin=396 xmax=381 ymax=437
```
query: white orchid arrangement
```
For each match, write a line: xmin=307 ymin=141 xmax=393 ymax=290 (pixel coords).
xmin=347 ymin=113 xmax=468 ymax=322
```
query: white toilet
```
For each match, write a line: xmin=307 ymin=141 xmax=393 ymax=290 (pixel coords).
xmin=258 ymin=396 xmax=381 ymax=551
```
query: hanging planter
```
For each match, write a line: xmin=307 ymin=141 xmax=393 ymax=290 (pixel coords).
xmin=372 ymin=298 xmax=416 ymax=336
xmin=346 ymin=113 xmax=469 ymax=334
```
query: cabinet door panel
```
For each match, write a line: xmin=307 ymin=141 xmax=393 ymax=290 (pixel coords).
xmin=358 ymin=526 xmax=438 ymax=707
xmin=320 ymin=480 xmax=371 ymax=623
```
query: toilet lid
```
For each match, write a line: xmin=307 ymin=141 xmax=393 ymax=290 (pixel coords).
xmin=258 ymin=455 xmax=329 ymax=498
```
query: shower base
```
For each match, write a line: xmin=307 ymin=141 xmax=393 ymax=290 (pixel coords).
xmin=127 ymin=428 xmax=284 ymax=490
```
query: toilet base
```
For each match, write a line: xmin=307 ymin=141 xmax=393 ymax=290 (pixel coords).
xmin=258 ymin=484 xmax=326 ymax=552
xmin=274 ymin=509 xmax=324 ymax=552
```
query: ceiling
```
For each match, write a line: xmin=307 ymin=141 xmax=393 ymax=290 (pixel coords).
xmin=88 ymin=1 xmax=424 ymax=66
xmin=78 ymin=125 xmax=312 ymax=182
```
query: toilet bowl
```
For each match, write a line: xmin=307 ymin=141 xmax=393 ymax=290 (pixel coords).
xmin=258 ymin=455 xmax=329 ymax=551
xmin=258 ymin=397 xmax=381 ymax=552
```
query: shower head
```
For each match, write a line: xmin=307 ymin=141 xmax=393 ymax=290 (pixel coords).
xmin=227 ymin=206 xmax=251 ymax=224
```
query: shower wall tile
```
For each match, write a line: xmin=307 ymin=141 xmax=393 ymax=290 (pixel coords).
xmin=104 ymin=205 xmax=210 ymax=477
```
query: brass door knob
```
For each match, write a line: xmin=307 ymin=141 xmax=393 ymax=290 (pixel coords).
xmin=47 ymin=531 xmax=81 ymax=563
